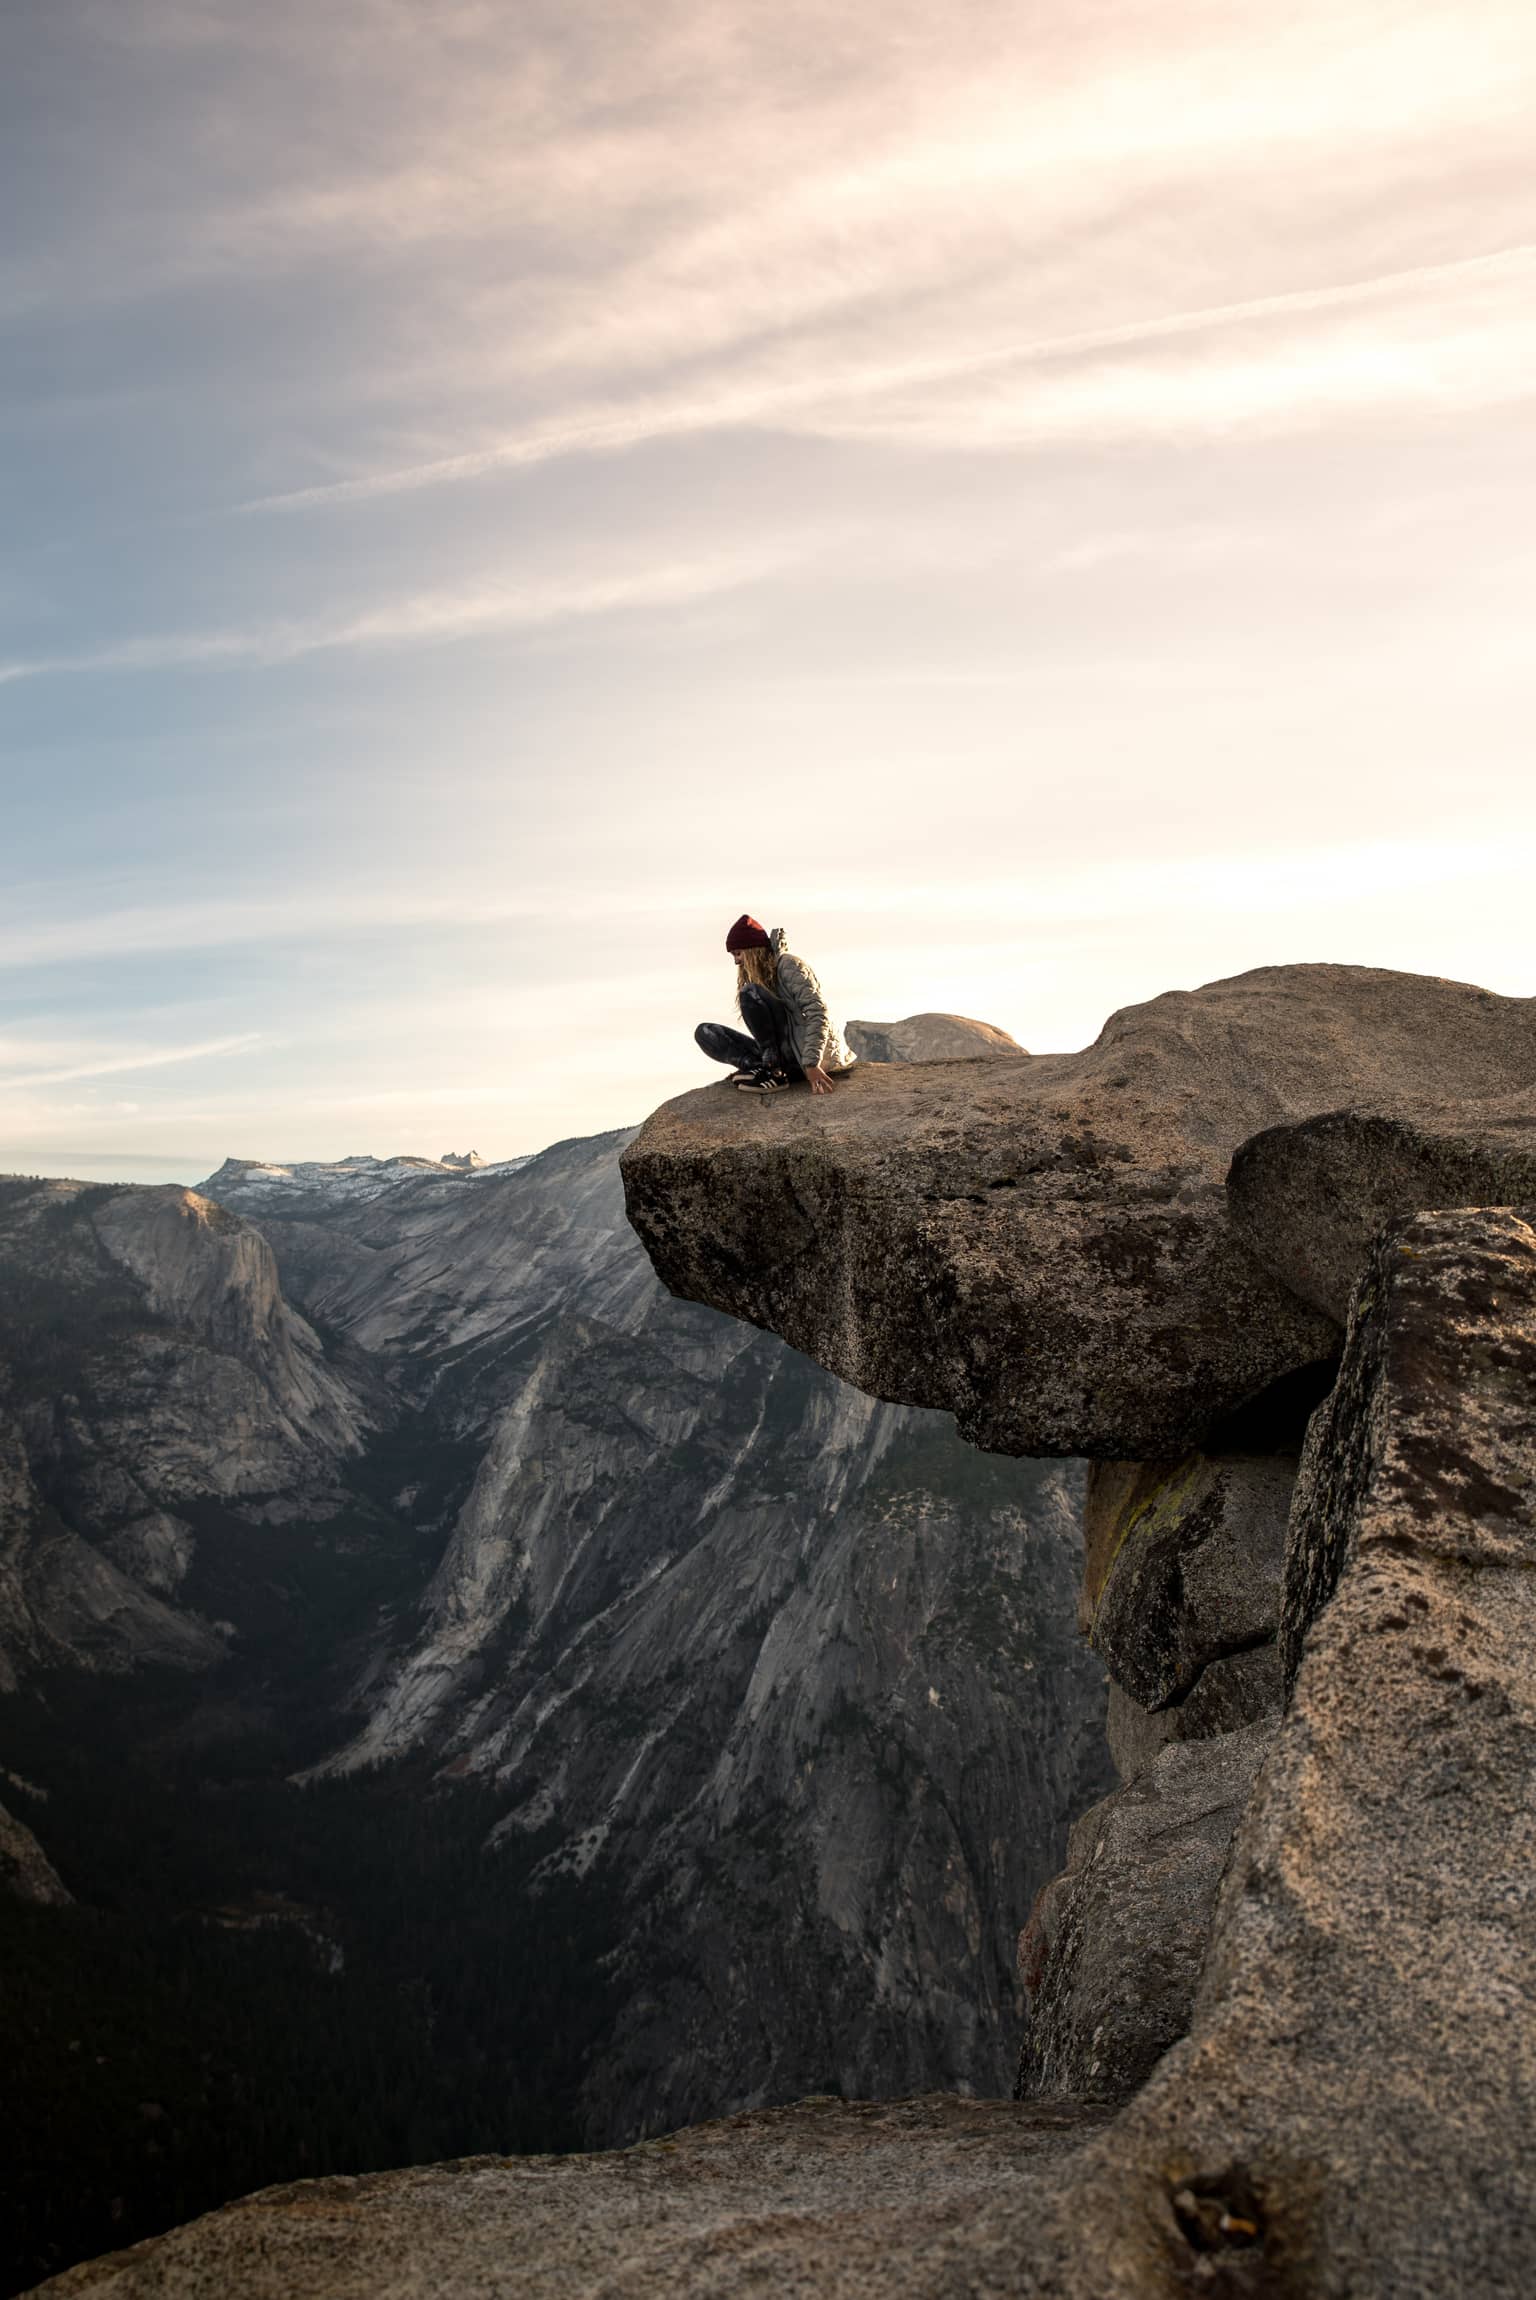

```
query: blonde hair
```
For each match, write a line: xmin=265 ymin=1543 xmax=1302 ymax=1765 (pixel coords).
xmin=734 ymin=943 xmax=778 ymax=1012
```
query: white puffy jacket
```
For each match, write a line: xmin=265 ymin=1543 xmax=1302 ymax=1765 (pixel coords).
xmin=769 ymin=926 xmax=857 ymax=1074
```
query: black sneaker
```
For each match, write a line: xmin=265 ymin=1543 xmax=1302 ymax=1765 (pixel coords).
xmin=735 ymin=1067 xmax=792 ymax=1093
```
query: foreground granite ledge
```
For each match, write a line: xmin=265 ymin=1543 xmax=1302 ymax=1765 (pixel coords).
xmin=29 ymin=2096 xmax=1110 ymax=2300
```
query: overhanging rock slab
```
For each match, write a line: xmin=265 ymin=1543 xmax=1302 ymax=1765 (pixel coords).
xmin=623 ymin=965 xmax=1536 ymax=1457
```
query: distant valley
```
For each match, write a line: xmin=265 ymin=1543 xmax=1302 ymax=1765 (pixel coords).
xmin=0 ymin=1133 xmax=1109 ymax=2290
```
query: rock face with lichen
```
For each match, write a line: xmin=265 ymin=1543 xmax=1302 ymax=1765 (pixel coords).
xmin=1011 ymin=1451 xmax=1298 ymax=2110
xmin=1085 ymin=1452 xmax=1294 ymax=1717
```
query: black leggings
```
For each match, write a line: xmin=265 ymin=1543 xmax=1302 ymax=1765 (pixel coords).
xmin=695 ymin=982 xmax=803 ymax=1077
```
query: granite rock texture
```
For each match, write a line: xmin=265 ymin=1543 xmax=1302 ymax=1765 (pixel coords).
xmin=26 ymin=2097 xmax=1109 ymax=2300
xmin=1282 ymin=1201 xmax=1536 ymax=1687
xmin=623 ymin=964 xmax=1536 ymax=1456
xmin=1041 ymin=1454 xmax=1294 ymax=2072
xmin=610 ymin=969 xmax=1536 ymax=2295
xmin=1014 ymin=1720 xmax=1274 ymax=2106
xmin=98 ymin=1509 xmax=197 ymax=1597
xmin=844 ymin=1014 xmax=1027 ymax=1063
xmin=1229 ymin=1091 xmax=1536 ymax=1320
xmin=1105 ymin=1644 xmax=1284 ymax=1781
xmin=1085 ymin=1453 xmax=1294 ymax=1712
xmin=0 ymin=1399 xmax=225 ymax=1691
xmin=1041 ymin=1202 xmax=1536 ymax=2298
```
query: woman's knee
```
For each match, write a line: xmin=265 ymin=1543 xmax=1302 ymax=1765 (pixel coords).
xmin=738 ymin=981 xmax=782 ymax=1025
xmin=696 ymin=1021 xmax=747 ymax=1064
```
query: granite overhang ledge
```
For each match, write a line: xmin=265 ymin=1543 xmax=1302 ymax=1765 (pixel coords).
xmin=621 ymin=964 xmax=1536 ymax=1460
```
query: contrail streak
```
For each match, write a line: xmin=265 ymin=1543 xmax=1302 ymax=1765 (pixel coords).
xmin=241 ymin=241 xmax=1536 ymax=513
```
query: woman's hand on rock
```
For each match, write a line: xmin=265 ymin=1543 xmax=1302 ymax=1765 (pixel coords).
xmin=805 ymin=1065 xmax=834 ymax=1096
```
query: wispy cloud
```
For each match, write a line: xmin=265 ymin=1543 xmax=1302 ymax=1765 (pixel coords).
xmin=0 ymin=892 xmax=545 ymax=970
xmin=17 ymin=1 xmax=1529 ymax=496
xmin=0 ymin=543 xmax=801 ymax=688
xmin=0 ymin=882 xmax=747 ymax=971
xmin=242 ymin=243 xmax=1536 ymax=511
xmin=0 ymin=1032 xmax=263 ymax=1088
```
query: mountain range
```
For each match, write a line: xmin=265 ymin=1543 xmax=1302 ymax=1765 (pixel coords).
xmin=0 ymin=1112 xmax=1109 ymax=2288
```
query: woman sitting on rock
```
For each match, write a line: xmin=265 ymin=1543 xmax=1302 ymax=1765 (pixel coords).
xmin=696 ymin=916 xmax=858 ymax=1095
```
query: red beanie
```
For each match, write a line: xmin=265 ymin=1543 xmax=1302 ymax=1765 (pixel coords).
xmin=725 ymin=913 xmax=771 ymax=952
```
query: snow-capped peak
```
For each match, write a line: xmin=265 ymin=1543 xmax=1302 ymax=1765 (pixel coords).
xmin=197 ymin=1150 xmax=529 ymax=1215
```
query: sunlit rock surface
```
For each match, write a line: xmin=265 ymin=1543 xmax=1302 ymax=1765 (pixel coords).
xmin=1229 ymin=1091 xmax=1536 ymax=1321
xmin=28 ymin=2097 xmax=1109 ymax=2300
xmin=626 ymin=966 xmax=1535 ymax=1457
xmin=844 ymin=1013 xmax=1027 ymax=1062
xmin=1048 ymin=1204 xmax=1536 ymax=2297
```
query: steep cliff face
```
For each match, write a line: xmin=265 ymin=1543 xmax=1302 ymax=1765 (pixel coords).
xmin=0 ymin=1178 xmax=368 ymax=1688
xmin=1024 ymin=1203 xmax=1536 ymax=2297
xmin=234 ymin=1132 xmax=655 ymax=1386
xmin=0 ymin=1402 xmax=221 ymax=1692
xmin=203 ymin=1132 xmax=1111 ymax=2137
xmin=0 ymin=1113 xmax=1112 ymax=2265
xmin=0 ymin=1793 xmax=71 ymax=1907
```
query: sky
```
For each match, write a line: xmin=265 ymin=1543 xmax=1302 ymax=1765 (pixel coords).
xmin=2 ymin=0 xmax=1534 ymax=1183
